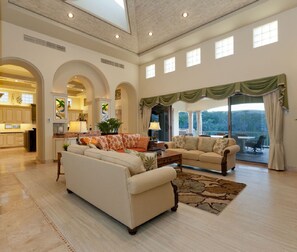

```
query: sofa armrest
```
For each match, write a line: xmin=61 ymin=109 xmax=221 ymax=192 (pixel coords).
xmin=165 ymin=141 xmax=175 ymax=149
xmin=127 ymin=167 xmax=176 ymax=195
xmin=223 ymin=145 xmax=240 ymax=155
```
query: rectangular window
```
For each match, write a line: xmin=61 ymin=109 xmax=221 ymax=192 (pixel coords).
xmin=0 ymin=92 xmax=9 ymax=103
xmin=215 ymin=36 xmax=234 ymax=59
xmin=164 ymin=57 xmax=175 ymax=73
xmin=146 ymin=64 xmax=155 ymax=79
xmin=22 ymin=93 xmax=33 ymax=104
xmin=253 ymin=21 xmax=278 ymax=48
xmin=186 ymin=48 xmax=201 ymax=67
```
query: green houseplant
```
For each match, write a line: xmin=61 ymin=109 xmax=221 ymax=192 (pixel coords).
xmin=97 ymin=118 xmax=123 ymax=135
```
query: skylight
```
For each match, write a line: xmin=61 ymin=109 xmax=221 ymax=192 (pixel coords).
xmin=65 ymin=0 xmax=130 ymax=33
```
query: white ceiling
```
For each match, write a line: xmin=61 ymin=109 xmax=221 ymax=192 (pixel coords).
xmin=1 ymin=0 xmax=297 ymax=64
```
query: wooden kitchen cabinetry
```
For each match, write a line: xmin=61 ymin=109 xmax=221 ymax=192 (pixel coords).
xmin=0 ymin=133 xmax=24 ymax=148
xmin=0 ymin=105 xmax=32 ymax=123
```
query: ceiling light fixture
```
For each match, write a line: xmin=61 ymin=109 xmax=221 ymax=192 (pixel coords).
xmin=182 ymin=12 xmax=188 ymax=18
xmin=115 ymin=34 xmax=120 ymax=39
xmin=68 ymin=12 xmax=74 ymax=18
xmin=148 ymin=32 xmax=153 ymax=36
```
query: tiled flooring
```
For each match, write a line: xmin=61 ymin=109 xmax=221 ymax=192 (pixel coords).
xmin=0 ymin=148 xmax=69 ymax=252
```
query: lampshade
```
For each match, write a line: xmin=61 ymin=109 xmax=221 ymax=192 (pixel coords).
xmin=149 ymin=122 xmax=161 ymax=131
xmin=68 ymin=121 xmax=88 ymax=133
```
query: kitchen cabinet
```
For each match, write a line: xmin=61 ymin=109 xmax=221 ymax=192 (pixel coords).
xmin=68 ymin=110 xmax=82 ymax=122
xmin=53 ymin=137 xmax=77 ymax=160
xmin=0 ymin=105 xmax=32 ymax=123
xmin=0 ymin=133 xmax=24 ymax=148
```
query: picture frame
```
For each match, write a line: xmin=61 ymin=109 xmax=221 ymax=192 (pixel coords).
xmin=54 ymin=95 xmax=67 ymax=122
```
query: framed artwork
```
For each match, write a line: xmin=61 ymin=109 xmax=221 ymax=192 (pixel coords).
xmin=101 ymin=101 xmax=109 ymax=121
xmin=54 ymin=96 xmax=67 ymax=122
xmin=115 ymin=89 xmax=121 ymax=100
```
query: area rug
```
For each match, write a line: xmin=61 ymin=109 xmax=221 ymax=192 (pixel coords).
xmin=173 ymin=172 xmax=246 ymax=215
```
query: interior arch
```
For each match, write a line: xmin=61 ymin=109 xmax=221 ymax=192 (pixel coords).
xmin=0 ymin=57 xmax=45 ymax=162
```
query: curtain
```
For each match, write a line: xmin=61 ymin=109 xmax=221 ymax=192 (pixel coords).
xmin=141 ymin=106 xmax=152 ymax=136
xmin=263 ymin=91 xmax=285 ymax=170
xmin=140 ymin=73 xmax=288 ymax=110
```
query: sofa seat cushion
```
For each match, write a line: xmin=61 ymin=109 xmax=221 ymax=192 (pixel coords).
xmin=199 ymin=152 xmax=223 ymax=164
xmin=182 ymin=150 xmax=205 ymax=160
xmin=98 ymin=150 xmax=146 ymax=176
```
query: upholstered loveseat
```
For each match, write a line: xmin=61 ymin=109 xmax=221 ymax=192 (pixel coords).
xmin=79 ymin=133 xmax=150 ymax=152
xmin=62 ymin=144 xmax=178 ymax=234
xmin=165 ymin=136 xmax=240 ymax=176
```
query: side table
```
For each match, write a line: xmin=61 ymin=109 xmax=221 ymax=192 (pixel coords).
xmin=56 ymin=152 xmax=64 ymax=181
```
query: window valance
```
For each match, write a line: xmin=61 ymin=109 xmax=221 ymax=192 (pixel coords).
xmin=140 ymin=73 xmax=288 ymax=110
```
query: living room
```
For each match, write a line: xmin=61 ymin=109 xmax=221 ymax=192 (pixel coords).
xmin=1 ymin=0 xmax=297 ymax=251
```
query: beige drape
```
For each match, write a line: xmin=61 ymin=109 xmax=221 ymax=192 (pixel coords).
xmin=263 ymin=91 xmax=285 ymax=170
xmin=141 ymin=106 xmax=152 ymax=136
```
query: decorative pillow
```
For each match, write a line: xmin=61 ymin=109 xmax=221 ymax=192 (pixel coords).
xmin=79 ymin=137 xmax=92 ymax=145
xmin=93 ymin=136 xmax=109 ymax=150
xmin=213 ymin=138 xmax=229 ymax=155
xmin=136 ymin=136 xmax=150 ymax=150
xmin=126 ymin=149 xmax=157 ymax=171
xmin=198 ymin=137 xmax=216 ymax=152
xmin=122 ymin=134 xmax=140 ymax=148
xmin=172 ymin=135 xmax=185 ymax=148
xmin=184 ymin=136 xmax=199 ymax=150
xmin=228 ymin=138 xmax=236 ymax=146
xmin=106 ymin=135 xmax=124 ymax=151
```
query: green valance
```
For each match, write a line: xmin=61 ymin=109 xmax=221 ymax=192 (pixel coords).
xmin=140 ymin=73 xmax=288 ymax=110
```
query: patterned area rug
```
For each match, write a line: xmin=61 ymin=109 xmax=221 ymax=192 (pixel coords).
xmin=173 ymin=172 xmax=246 ymax=214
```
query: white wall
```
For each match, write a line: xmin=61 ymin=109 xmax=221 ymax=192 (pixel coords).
xmin=139 ymin=7 xmax=297 ymax=170
xmin=1 ymin=21 xmax=139 ymax=162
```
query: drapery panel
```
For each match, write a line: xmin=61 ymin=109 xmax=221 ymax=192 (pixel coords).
xmin=139 ymin=74 xmax=288 ymax=110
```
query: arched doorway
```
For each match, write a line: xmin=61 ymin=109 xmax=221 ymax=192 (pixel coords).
xmin=0 ymin=57 xmax=44 ymax=162
xmin=114 ymin=82 xmax=137 ymax=133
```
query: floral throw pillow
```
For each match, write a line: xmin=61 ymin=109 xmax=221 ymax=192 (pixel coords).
xmin=213 ymin=138 xmax=229 ymax=155
xmin=122 ymin=134 xmax=140 ymax=148
xmin=125 ymin=149 xmax=157 ymax=171
xmin=93 ymin=136 xmax=109 ymax=150
xmin=172 ymin=135 xmax=185 ymax=148
xmin=107 ymin=135 xmax=124 ymax=151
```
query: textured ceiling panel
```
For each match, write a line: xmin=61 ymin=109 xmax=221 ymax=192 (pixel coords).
xmin=8 ymin=0 xmax=259 ymax=54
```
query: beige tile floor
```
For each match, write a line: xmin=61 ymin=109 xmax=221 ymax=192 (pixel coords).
xmin=1 ymin=147 xmax=297 ymax=251
xmin=0 ymin=148 xmax=70 ymax=252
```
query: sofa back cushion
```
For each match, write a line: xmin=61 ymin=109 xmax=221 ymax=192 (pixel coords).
xmin=99 ymin=150 xmax=145 ymax=176
xmin=184 ymin=136 xmax=199 ymax=150
xmin=198 ymin=137 xmax=216 ymax=152
xmin=172 ymin=135 xmax=185 ymax=148
xmin=213 ymin=138 xmax=229 ymax=155
xmin=67 ymin=144 xmax=89 ymax=155
xmin=106 ymin=135 xmax=124 ymax=150
xmin=136 ymin=136 xmax=150 ymax=150
xmin=122 ymin=134 xmax=140 ymax=148
xmin=84 ymin=148 xmax=102 ymax=159
xmin=93 ymin=136 xmax=110 ymax=150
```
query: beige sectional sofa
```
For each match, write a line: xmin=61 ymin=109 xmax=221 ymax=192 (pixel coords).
xmin=61 ymin=144 xmax=178 ymax=235
xmin=165 ymin=136 xmax=240 ymax=176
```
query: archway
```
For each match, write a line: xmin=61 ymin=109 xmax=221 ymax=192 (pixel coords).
xmin=115 ymin=82 xmax=137 ymax=133
xmin=0 ymin=57 xmax=45 ymax=162
xmin=53 ymin=60 xmax=109 ymax=130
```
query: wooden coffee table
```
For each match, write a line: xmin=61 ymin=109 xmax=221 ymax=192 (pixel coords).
xmin=157 ymin=150 xmax=182 ymax=171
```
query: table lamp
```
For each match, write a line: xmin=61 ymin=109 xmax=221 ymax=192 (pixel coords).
xmin=149 ymin=122 xmax=161 ymax=141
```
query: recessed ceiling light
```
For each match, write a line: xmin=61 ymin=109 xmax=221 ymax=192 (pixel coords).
xmin=68 ymin=12 xmax=74 ymax=18
xmin=148 ymin=32 xmax=153 ymax=36
xmin=182 ymin=12 xmax=188 ymax=18
xmin=115 ymin=34 xmax=120 ymax=39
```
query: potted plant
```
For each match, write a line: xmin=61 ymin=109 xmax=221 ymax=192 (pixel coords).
xmin=97 ymin=118 xmax=123 ymax=135
xmin=63 ymin=143 xmax=69 ymax=151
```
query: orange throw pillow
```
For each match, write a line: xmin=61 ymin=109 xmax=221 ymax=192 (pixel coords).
xmin=136 ymin=136 xmax=150 ymax=150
